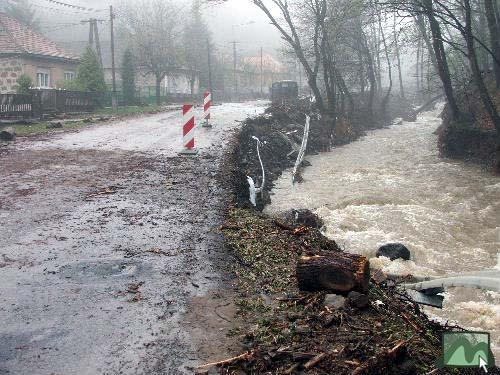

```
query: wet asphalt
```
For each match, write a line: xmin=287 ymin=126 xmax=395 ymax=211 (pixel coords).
xmin=0 ymin=101 xmax=267 ymax=375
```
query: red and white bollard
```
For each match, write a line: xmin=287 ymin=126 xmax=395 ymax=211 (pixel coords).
xmin=179 ymin=104 xmax=198 ymax=155
xmin=202 ymin=91 xmax=212 ymax=128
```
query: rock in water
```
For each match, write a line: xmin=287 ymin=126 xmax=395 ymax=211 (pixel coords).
xmin=376 ymin=243 xmax=411 ymax=261
xmin=283 ymin=209 xmax=324 ymax=228
xmin=0 ymin=127 xmax=16 ymax=141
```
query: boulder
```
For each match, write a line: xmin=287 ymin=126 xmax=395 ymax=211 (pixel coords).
xmin=376 ymin=243 xmax=411 ymax=261
xmin=324 ymin=294 xmax=346 ymax=309
xmin=283 ymin=209 xmax=323 ymax=228
xmin=347 ymin=291 xmax=370 ymax=309
xmin=0 ymin=127 xmax=16 ymax=141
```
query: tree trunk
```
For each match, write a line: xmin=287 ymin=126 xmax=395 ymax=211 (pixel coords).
xmin=485 ymin=0 xmax=500 ymax=88
xmin=414 ymin=14 xmax=438 ymax=71
xmin=155 ymin=75 xmax=162 ymax=106
xmin=360 ymin=30 xmax=376 ymax=117
xmin=416 ymin=41 xmax=421 ymax=92
xmin=465 ymin=0 xmax=500 ymax=167
xmin=359 ymin=49 xmax=365 ymax=95
xmin=334 ymin=68 xmax=354 ymax=116
xmin=423 ymin=0 xmax=461 ymax=121
xmin=477 ymin=0 xmax=490 ymax=73
xmin=296 ymin=253 xmax=370 ymax=294
xmin=393 ymin=17 xmax=405 ymax=99
xmin=495 ymin=134 xmax=500 ymax=174
xmin=379 ymin=12 xmax=392 ymax=116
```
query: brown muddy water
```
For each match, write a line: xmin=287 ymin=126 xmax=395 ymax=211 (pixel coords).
xmin=265 ymin=105 xmax=500 ymax=357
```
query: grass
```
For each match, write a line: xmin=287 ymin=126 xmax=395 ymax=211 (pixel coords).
xmin=0 ymin=105 xmax=173 ymax=137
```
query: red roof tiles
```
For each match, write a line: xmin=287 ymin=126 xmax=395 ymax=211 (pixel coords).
xmin=0 ymin=13 xmax=79 ymax=61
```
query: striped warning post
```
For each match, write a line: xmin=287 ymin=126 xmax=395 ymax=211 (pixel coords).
xmin=202 ymin=91 xmax=212 ymax=128
xmin=179 ymin=104 xmax=197 ymax=155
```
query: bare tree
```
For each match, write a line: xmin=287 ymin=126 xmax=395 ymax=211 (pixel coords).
xmin=484 ymin=0 xmax=500 ymax=87
xmin=120 ymin=0 xmax=183 ymax=105
xmin=251 ymin=0 xmax=327 ymax=114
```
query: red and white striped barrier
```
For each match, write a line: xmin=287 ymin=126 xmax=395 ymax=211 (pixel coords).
xmin=179 ymin=104 xmax=197 ymax=155
xmin=202 ymin=91 xmax=212 ymax=128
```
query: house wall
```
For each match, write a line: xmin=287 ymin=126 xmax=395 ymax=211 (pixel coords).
xmin=0 ymin=56 xmax=79 ymax=93
xmin=21 ymin=57 xmax=78 ymax=89
xmin=0 ymin=58 xmax=23 ymax=93
xmin=165 ymin=72 xmax=199 ymax=94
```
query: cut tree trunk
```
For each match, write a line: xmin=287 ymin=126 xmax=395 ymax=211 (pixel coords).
xmin=296 ymin=253 xmax=370 ymax=294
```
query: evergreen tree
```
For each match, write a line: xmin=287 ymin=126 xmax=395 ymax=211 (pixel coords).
xmin=121 ymin=49 xmax=136 ymax=106
xmin=5 ymin=0 xmax=39 ymax=30
xmin=15 ymin=73 xmax=32 ymax=95
xmin=75 ymin=46 xmax=107 ymax=93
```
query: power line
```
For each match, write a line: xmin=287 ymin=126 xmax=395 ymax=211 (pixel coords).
xmin=39 ymin=0 xmax=106 ymax=12
xmin=30 ymin=2 xmax=105 ymax=16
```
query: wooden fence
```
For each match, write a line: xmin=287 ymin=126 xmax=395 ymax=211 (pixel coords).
xmin=0 ymin=94 xmax=33 ymax=119
xmin=0 ymin=89 xmax=97 ymax=119
xmin=34 ymin=89 xmax=96 ymax=114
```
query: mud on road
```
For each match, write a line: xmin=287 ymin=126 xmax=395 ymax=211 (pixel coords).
xmin=0 ymin=102 xmax=267 ymax=375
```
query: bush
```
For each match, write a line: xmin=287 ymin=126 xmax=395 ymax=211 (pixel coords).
xmin=16 ymin=74 xmax=32 ymax=95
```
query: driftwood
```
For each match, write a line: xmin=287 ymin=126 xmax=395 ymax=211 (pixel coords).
xmin=352 ymin=340 xmax=408 ymax=375
xmin=197 ymin=351 xmax=254 ymax=369
xmin=296 ymin=253 xmax=370 ymax=293
xmin=304 ymin=353 xmax=328 ymax=369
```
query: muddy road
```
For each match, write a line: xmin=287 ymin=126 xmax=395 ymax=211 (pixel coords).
xmin=0 ymin=101 xmax=267 ymax=375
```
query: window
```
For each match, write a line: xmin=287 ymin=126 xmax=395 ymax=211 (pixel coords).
xmin=36 ymin=69 xmax=50 ymax=88
xmin=64 ymin=72 xmax=75 ymax=81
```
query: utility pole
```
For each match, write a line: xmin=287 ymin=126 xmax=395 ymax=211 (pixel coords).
xmin=260 ymin=47 xmax=263 ymax=97
xmin=93 ymin=21 xmax=103 ymax=68
xmin=232 ymin=41 xmax=238 ymax=97
xmin=82 ymin=18 xmax=104 ymax=68
xmin=207 ymin=38 xmax=213 ymax=97
xmin=110 ymin=5 xmax=117 ymax=111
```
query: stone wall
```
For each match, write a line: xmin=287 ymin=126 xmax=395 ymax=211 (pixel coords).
xmin=0 ymin=58 xmax=23 ymax=94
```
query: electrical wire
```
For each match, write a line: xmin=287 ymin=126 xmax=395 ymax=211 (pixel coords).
xmin=39 ymin=0 xmax=106 ymax=12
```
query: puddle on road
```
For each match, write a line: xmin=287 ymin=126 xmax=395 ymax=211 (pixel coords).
xmin=57 ymin=259 xmax=150 ymax=283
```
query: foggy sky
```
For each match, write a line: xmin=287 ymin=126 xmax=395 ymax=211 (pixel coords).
xmin=34 ymin=0 xmax=283 ymax=58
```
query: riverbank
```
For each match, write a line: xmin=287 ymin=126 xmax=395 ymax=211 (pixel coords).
xmin=211 ymin=98 xmax=500 ymax=374
xmin=438 ymin=75 xmax=499 ymax=172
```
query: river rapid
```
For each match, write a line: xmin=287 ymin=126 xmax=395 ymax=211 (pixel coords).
xmin=265 ymin=105 xmax=500 ymax=357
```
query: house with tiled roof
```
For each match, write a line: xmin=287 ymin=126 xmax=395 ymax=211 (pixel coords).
xmin=0 ymin=12 xmax=80 ymax=93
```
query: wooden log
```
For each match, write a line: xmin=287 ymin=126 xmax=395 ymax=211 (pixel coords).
xmin=296 ymin=253 xmax=370 ymax=294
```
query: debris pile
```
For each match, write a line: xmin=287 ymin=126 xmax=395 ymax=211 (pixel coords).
xmin=218 ymin=209 xmax=484 ymax=375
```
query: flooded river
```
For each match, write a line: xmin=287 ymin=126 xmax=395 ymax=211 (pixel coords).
xmin=265 ymin=105 xmax=500 ymax=356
